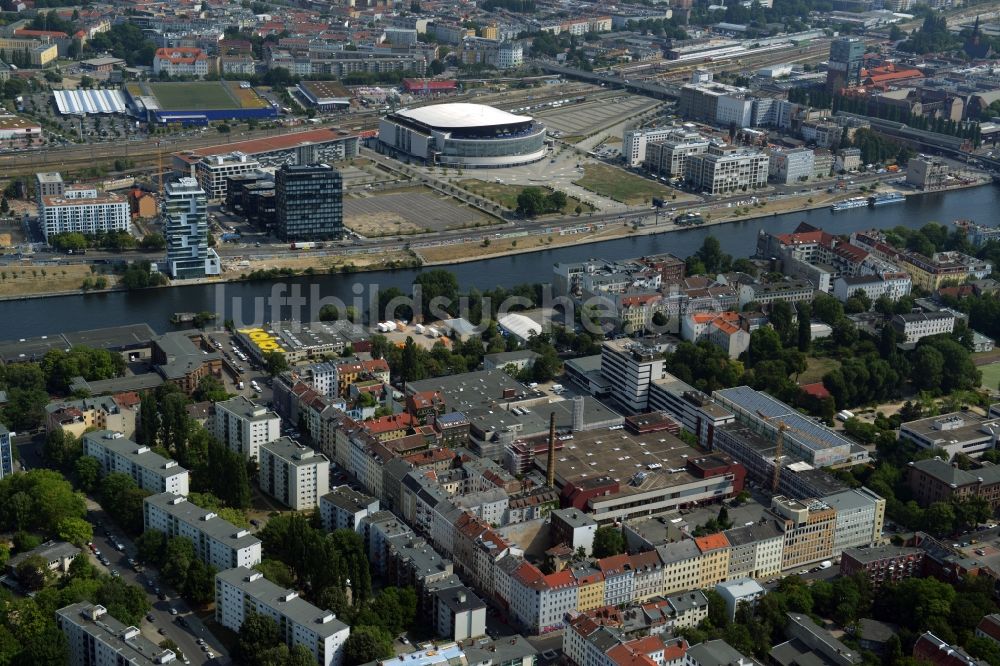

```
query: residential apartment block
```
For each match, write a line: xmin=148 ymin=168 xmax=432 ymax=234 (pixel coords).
xmin=58 ymin=602 xmax=177 ymax=666
xmin=320 ymin=485 xmax=380 ymax=533
xmin=40 ymin=187 xmax=130 ymax=241
xmin=600 ymin=339 xmax=665 ymax=412
xmin=83 ymin=431 xmax=189 ymax=496
xmin=216 ymin=567 xmax=349 ymax=666
xmin=45 ymin=393 xmax=139 ymax=439
xmin=213 ymin=396 xmax=280 ymax=460
xmin=258 ymin=438 xmax=330 ymax=510
xmin=143 ymin=493 xmax=261 ymax=570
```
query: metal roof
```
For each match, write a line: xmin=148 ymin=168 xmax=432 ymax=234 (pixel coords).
xmin=395 ymin=102 xmax=532 ymax=128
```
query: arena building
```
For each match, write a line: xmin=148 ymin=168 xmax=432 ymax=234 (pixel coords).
xmin=378 ymin=102 xmax=547 ymax=168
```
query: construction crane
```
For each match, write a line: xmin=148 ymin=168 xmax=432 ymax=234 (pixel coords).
xmin=156 ymin=140 xmax=164 ymax=196
xmin=757 ymin=410 xmax=787 ymax=493
xmin=757 ymin=409 xmax=836 ymax=493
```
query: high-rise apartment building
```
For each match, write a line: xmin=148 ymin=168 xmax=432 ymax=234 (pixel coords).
xmin=164 ymin=177 xmax=220 ymax=279
xmin=259 ymin=438 xmax=330 ymax=510
xmin=213 ymin=396 xmax=281 ymax=460
xmin=275 ymin=164 xmax=343 ymax=241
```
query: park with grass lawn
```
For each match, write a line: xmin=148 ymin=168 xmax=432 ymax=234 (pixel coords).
xmin=573 ymin=163 xmax=680 ymax=205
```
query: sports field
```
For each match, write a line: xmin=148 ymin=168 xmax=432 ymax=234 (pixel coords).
xmin=130 ymin=81 xmax=268 ymax=111
xmin=980 ymin=361 xmax=1000 ymax=390
xmin=145 ymin=82 xmax=237 ymax=110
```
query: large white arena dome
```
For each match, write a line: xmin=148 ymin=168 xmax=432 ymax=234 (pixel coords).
xmin=378 ymin=102 xmax=548 ymax=168
xmin=394 ymin=103 xmax=534 ymax=129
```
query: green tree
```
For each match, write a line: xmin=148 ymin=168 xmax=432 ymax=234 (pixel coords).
xmin=135 ymin=529 xmax=166 ymax=566
xmin=796 ymin=303 xmax=812 ymax=352
xmin=263 ymin=351 xmax=289 ymax=377
xmin=182 ymin=558 xmax=216 ymax=605
xmin=255 ymin=559 xmax=296 ymax=588
xmin=769 ymin=300 xmax=794 ymax=344
xmin=56 ymin=517 xmax=93 ymax=546
xmin=516 ymin=187 xmax=547 ymax=216
xmin=15 ymin=555 xmax=51 ymax=590
xmin=193 ymin=374 xmax=228 ymax=402
xmin=160 ymin=537 xmax=195 ymax=591
xmin=592 ymin=525 xmax=625 ymax=558
xmin=237 ymin=611 xmax=283 ymax=666
xmin=344 ymin=626 xmax=394 ymax=664
xmin=0 ymin=469 xmax=86 ymax=534
xmin=99 ymin=472 xmax=149 ymax=534
xmin=73 ymin=455 xmax=100 ymax=493
xmin=95 ymin=577 xmax=151 ymax=626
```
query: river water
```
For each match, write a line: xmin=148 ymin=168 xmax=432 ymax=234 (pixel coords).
xmin=3 ymin=185 xmax=997 ymax=340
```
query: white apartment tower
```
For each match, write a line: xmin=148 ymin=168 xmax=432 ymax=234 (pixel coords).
xmin=600 ymin=339 xmax=665 ymax=412
xmin=259 ymin=438 xmax=330 ymax=510
xmin=164 ymin=177 xmax=220 ymax=279
xmin=213 ymin=396 xmax=281 ymax=460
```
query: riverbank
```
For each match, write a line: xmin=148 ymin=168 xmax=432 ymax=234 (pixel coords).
xmin=416 ymin=179 xmax=986 ymax=266
xmin=0 ymin=178 xmax=989 ymax=302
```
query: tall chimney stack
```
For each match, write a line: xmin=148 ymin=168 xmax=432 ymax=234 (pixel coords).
xmin=546 ymin=412 xmax=557 ymax=487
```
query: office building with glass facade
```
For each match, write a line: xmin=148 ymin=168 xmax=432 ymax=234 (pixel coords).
xmin=275 ymin=164 xmax=343 ymax=241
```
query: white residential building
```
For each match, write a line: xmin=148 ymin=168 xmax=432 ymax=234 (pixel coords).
xmin=832 ymin=273 xmax=911 ymax=303
xmin=497 ymin=41 xmax=523 ymax=69
xmin=153 ymin=47 xmax=212 ymax=77
xmin=600 ymin=339 xmax=665 ymax=412
xmin=258 ymin=438 xmax=330 ymax=510
xmin=320 ymin=485 xmax=380 ymax=533
xmin=164 ymin=177 xmax=220 ymax=279
xmin=58 ymin=602 xmax=177 ymax=666
xmin=143 ymin=493 xmax=261 ymax=570
xmin=40 ymin=189 xmax=130 ymax=241
xmin=645 ymin=132 xmax=711 ymax=177
xmin=213 ymin=396 xmax=281 ymax=460
xmin=715 ymin=578 xmax=766 ymax=621
xmin=823 ymin=487 xmax=886 ymax=553
xmin=623 ymin=126 xmax=691 ymax=167
xmin=194 ymin=152 xmax=261 ymax=200
xmin=686 ymin=145 xmax=769 ymax=195
xmin=83 ymin=430 xmax=189 ymax=496
xmin=890 ymin=312 xmax=955 ymax=343
xmin=216 ymin=567 xmax=349 ymax=666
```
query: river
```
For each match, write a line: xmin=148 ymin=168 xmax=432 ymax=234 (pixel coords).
xmin=3 ymin=185 xmax=996 ymax=340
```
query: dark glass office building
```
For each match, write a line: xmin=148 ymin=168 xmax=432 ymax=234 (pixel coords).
xmin=275 ymin=164 xmax=343 ymax=241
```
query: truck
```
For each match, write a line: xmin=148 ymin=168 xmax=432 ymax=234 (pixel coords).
xmin=836 ymin=410 xmax=855 ymax=422
xmin=819 ymin=560 xmax=833 ymax=570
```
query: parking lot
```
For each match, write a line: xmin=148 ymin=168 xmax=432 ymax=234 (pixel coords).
xmin=534 ymin=95 xmax=660 ymax=138
xmin=344 ymin=187 xmax=492 ymax=237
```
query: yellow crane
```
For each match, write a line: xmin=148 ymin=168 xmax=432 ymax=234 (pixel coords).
xmin=757 ymin=409 xmax=835 ymax=493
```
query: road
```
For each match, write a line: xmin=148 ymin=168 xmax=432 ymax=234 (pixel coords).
xmin=13 ymin=435 xmax=230 ymax=665
xmin=2 ymin=168 xmax=911 ymax=272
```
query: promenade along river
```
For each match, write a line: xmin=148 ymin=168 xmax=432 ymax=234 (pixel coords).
xmin=3 ymin=185 xmax=997 ymax=341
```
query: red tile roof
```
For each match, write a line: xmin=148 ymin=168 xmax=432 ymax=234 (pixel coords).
xmin=800 ymin=382 xmax=831 ymax=400
xmin=694 ymin=533 xmax=730 ymax=552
